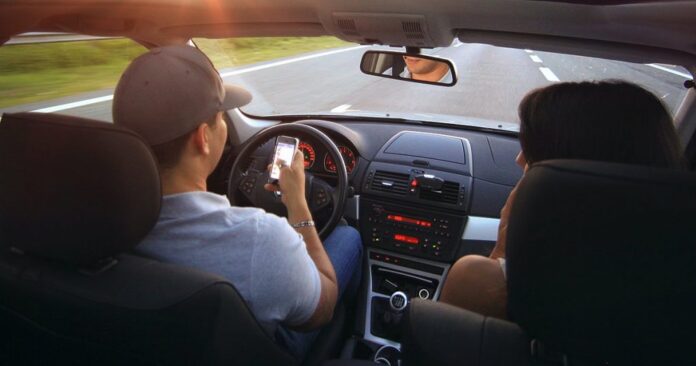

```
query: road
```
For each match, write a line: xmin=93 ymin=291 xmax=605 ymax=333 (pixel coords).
xmin=1 ymin=43 xmax=691 ymax=130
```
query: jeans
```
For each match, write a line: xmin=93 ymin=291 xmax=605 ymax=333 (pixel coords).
xmin=276 ymin=224 xmax=363 ymax=360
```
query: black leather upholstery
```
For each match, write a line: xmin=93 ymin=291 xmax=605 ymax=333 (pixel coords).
xmin=0 ymin=112 xmax=299 ymax=365
xmin=0 ymin=251 xmax=296 ymax=365
xmin=0 ymin=112 xmax=160 ymax=265
xmin=506 ymin=160 xmax=696 ymax=365
xmin=401 ymin=299 xmax=530 ymax=366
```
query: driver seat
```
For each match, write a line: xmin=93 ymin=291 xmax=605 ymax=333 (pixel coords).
xmin=0 ymin=112 xmax=339 ymax=365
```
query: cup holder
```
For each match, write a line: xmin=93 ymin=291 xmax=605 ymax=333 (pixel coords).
xmin=373 ymin=345 xmax=401 ymax=366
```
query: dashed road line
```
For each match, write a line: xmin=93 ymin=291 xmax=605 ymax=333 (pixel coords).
xmin=539 ymin=67 xmax=560 ymax=82
xmin=529 ymin=55 xmax=543 ymax=63
xmin=330 ymin=104 xmax=353 ymax=113
xmin=525 ymin=49 xmax=533 ymax=53
xmin=647 ymin=64 xmax=692 ymax=79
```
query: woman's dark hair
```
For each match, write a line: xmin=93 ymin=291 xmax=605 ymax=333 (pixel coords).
xmin=518 ymin=80 xmax=684 ymax=169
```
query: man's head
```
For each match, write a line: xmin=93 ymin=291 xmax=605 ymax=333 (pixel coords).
xmin=402 ymin=56 xmax=449 ymax=82
xmin=113 ymin=45 xmax=251 ymax=176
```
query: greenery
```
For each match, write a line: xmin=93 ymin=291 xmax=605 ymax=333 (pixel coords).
xmin=0 ymin=37 xmax=351 ymax=109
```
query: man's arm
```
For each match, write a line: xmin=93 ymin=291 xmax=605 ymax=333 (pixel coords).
xmin=265 ymin=150 xmax=338 ymax=331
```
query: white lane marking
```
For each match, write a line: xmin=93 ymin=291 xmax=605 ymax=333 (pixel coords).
xmin=31 ymin=46 xmax=366 ymax=113
xmin=647 ymin=64 xmax=692 ymax=79
xmin=33 ymin=95 xmax=114 ymax=113
xmin=525 ymin=49 xmax=533 ymax=53
xmin=331 ymin=104 xmax=352 ymax=113
xmin=539 ymin=67 xmax=560 ymax=82
xmin=219 ymin=46 xmax=367 ymax=77
xmin=529 ymin=55 xmax=543 ymax=63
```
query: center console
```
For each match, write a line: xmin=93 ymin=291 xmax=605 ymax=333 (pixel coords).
xmin=363 ymin=248 xmax=451 ymax=348
xmin=349 ymin=131 xmax=473 ymax=362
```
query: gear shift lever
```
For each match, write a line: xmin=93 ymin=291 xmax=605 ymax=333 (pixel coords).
xmin=383 ymin=291 xmax=408 ymax=326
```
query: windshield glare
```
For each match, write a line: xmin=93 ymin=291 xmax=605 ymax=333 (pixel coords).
xmin=197 ymin=38 xmax=691 ymax=132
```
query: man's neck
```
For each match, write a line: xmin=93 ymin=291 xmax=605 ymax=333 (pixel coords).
xmin=160 ymin=166 xmax=208 ymax=195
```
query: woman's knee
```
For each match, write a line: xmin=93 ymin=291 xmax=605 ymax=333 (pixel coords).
xmin=440 ymin=255 xmax=507 ymax=318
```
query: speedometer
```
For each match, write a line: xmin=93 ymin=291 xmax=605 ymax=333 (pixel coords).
xmin=298 ymin=141 xmax=315 ymax=169
xmin=324 ymin=146 xmax=356 ymax=174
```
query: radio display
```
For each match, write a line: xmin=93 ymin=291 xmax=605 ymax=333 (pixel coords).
xmin=387 ymin=214 xmax=432 ymax=228
xmin=393 ymin=234 xmax=419 ymax=244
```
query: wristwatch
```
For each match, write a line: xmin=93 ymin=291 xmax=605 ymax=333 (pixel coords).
xmin=291 ymin=220 xmax=315 ymax=229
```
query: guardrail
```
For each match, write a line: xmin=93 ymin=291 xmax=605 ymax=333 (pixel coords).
xmin=5 ymin=32 xmax=119 ymax=45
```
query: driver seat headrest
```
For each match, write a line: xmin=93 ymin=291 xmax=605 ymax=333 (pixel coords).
xmin=0 ymin=112 xmax=161 ymax=265
xmin=506 ymin=159 xmax=696 ymax=364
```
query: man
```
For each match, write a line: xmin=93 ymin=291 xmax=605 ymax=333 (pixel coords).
xmin=400 ymin=55 xmax=453 ymax=83
xmin=112 ymin=45 xmax=362 ymax=359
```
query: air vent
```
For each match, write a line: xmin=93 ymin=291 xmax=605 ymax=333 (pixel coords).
xmin=336 ymin=19 xmax=359 ymax=36
xmin=419 ymin=181 xmax=460 ymax=205
xmin=402 ymin=21 xmax=422 ymax=33
xmin=402 ymin=21 xmax=425 ymax=41
xmin=371 ymin=170 xmax=410 ymax=195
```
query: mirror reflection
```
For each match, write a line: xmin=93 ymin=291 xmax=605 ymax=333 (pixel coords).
xmin=360 ymin=51 xmax=456 ymax=86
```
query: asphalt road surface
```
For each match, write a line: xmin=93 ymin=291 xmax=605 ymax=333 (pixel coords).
xmin=1 ymin=43 xmax=691 ymax=130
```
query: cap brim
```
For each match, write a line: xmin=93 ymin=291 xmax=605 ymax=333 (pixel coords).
xmin=221 ymin=84 xmax=252 ymax=110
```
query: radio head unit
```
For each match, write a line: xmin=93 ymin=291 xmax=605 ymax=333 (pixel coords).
xmin=361 ymin=198 xmax=466 ymax=261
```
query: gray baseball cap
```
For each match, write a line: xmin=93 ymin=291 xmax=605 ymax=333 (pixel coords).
xmin=113 ymin=45 xmax=252 ymax=145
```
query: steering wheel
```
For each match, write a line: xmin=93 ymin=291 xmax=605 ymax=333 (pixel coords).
xmin=227 ymin=123 xmax=348 ymax=239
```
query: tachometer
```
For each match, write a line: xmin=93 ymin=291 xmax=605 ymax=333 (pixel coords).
xmin=298 ymin=141 xmax=315 ymax=169
xmin=324 ymin=146 xmax=356 ymax=174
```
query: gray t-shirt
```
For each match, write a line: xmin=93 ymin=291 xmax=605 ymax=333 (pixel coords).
xmin=136 ymin=191 xmax=321 ymax=335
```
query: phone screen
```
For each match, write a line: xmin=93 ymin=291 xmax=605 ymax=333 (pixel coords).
xmin=270 ymin=139 xmax=297 ymax=180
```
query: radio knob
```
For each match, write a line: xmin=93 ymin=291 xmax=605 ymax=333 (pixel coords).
xmin=418 ymin=288 xmax=431 ymax=299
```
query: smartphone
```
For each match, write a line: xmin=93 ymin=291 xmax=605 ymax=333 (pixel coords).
xmin=269 ymin=136 xmax=299 ymax=182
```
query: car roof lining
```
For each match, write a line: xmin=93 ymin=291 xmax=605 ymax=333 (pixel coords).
xmin=1 ymin=0 xmax=696 ymax=69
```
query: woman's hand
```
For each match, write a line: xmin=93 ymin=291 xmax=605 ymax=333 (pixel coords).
xmin=489 ymin=181 xmax=520 ymax=259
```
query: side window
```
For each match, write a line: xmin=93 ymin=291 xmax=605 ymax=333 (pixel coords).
xmin=0 ymin=34 xmax=147 ymax=122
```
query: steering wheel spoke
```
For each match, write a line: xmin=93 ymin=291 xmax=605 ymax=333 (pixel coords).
xmin=309 ymin=178 xmax=334 ymax=211
xmin=238 ymin=169 xmax=263 ymax=203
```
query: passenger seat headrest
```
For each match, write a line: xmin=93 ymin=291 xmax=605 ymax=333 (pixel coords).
xmin=506 ymin=159 xmax=696 ymax=364
xmin=0 ymin=112 xmax=161 ymax=265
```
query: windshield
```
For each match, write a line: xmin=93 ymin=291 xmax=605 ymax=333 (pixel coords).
xmin=197 ymin=38 xmax=692 ymax=132
xmin=0 ymin=35 xmax=690 ymax=131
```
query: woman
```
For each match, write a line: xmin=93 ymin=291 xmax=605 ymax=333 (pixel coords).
xmin=439 ymin=80 xmax=684 ymax=318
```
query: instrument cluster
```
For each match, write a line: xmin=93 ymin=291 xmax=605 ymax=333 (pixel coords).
xmin=298 ymin=139 xmax=357 ymax=175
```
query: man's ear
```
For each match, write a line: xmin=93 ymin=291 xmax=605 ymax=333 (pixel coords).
xmin=191 ymin=123 xmax=210 ymax=156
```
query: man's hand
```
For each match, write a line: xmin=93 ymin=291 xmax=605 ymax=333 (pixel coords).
xmin=264 ymin=150 xmax=308 ymax=212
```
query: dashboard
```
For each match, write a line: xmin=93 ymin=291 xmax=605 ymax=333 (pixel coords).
xmin=240 ymin=118 xmax=522 ymax=254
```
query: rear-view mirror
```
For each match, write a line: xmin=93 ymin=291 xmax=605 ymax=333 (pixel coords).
xmin=360 ymin=51 xmax=457 ymax=86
